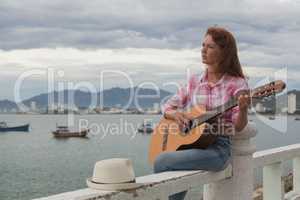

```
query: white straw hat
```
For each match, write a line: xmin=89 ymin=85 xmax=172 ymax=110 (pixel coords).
xmin=86 ymin=158 xmax=144 ymax=190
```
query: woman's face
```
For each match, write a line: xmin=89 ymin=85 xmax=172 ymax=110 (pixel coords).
xmin=201 ymin=34 xmax=222 ymax=69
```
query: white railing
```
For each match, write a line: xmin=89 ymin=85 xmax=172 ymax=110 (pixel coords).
xmin=33 ymin=123 xmax=300 ymax=200
xmin=254 ymin=144 xmax=300 ymax=200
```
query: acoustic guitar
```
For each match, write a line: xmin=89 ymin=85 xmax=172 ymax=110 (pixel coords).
xmin=149 ymin=80 xmax=286 ymax=163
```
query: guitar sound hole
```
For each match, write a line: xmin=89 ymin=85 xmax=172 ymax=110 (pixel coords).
xmin=181 ymin=120 xmax=193 ymax=134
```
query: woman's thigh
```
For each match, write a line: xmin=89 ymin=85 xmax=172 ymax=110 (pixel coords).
xmin=154 ymin=148 xmax=229 ymax=173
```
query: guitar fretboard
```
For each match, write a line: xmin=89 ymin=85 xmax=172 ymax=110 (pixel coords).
xmin=184 ymin=96 xmax=238 ymax=132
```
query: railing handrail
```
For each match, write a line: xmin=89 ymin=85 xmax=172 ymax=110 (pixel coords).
xmin=254 ymin=143 xmax=300 ymax=167
xmin=33 ymin=167 xmax=232 ymax=200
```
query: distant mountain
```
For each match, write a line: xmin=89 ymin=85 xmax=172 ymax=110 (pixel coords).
xmin=0 ymin=87 xmax=173 ymax=111
xmin=0 ymin=100 xmax=17 ymax=111
xmin=97 ymin=87 xmax=172 ymax=108
xmin=22 ymin=90 xmax=93 ymax=108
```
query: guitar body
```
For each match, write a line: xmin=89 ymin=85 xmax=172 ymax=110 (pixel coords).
xmin=149 ymin=105 xmax=217 ymax=164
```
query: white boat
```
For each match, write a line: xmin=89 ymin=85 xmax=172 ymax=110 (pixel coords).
xmin=137 ymin=122 xmax=153 ymax=134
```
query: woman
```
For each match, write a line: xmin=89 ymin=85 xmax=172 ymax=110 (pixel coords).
xmin=153 ymin=27 xmax=250 ymax=200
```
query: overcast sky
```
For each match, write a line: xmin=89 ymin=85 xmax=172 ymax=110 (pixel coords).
xmin=0 ymin=0 xmax=299 ymax=100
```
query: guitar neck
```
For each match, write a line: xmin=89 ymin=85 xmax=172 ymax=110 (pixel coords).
xmin=190 ymin=97 xmax=238 ymax=129
xmin=186 ymin=80 xmax=286 ymax=131
xmin=174 ymin=80 xmax=286 ymax=136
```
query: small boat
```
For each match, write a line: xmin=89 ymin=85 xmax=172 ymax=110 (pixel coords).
xmin=268 ymin=116 xmax=275 ymax=120
xmin=295 ymin=117 xmax=300 ymax=121
xmin=0 ymin=122 xmax=30 ymax=132
xmin=137 ymin=122 xmax=153 ymax=134
xmin=52 ymin=125 xmax=89 ymax=138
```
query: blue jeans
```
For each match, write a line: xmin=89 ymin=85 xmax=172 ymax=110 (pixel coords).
xmin=153 ymin=136 xmax=231 ymax=200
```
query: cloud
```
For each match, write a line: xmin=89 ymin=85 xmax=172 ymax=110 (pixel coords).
xmin=1 ymin=0 xmax=299 ymax=50
xmin=0 ymin=47 xmax=201 ymax=99
xmin=0 ymin=0 xmax=299 ymax=99
xmin=0 ymin=47 xmax=296 ymax=97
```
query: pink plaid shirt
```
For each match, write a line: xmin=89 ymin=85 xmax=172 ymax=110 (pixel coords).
xmin=163 ymin=70 xmax=249 ymax=124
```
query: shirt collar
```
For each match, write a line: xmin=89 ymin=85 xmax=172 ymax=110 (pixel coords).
xmin=199 ymin=69 xmax=227 ymax=87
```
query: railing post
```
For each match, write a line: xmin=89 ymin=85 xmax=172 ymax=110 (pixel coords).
xmin=285 ymin=157 xmax=300 ymax=199
xmin=263 ymin=162 xmax=283 ymax=200
xmin=293 ymin=157 xmax=300 ymax=194
xmin=203 ymin=123 xmax=257 ymax=200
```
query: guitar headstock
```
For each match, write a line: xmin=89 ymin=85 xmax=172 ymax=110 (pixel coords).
xmin=251 ymin=80 xmax=286 ymax=99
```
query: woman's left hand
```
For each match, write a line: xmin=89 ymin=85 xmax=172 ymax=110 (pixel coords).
xmin=238 ymin=94 xmax=251 ymax=111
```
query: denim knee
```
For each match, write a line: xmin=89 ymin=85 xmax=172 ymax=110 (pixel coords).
xmin=210 ymin=160 xmax=226 ymax=172
xmin=211 ymin=155 xmax=231 ymax=172
xmin=153 ymin=152 xmax=172 ymax=173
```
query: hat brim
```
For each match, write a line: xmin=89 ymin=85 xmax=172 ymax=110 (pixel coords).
xmin=86 ymin=178 xmax=144 ymax=191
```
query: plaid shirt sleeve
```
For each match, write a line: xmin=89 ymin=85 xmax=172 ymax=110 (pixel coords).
xmin=162 ymin=75 xmax=198 ymax=113
xmin=231 ymin=77 xmax=249 ymax=123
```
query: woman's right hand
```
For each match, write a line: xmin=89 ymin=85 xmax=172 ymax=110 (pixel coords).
xmin=164 ymin=111 xmax=191 ymax=128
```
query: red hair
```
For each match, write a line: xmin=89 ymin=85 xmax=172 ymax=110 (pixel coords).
xmin=206 ymin=27 xmax=245 ymax=78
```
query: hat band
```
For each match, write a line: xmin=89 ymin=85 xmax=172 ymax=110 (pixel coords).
xmin=91 ymin=179 xmax=136 ymax=185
